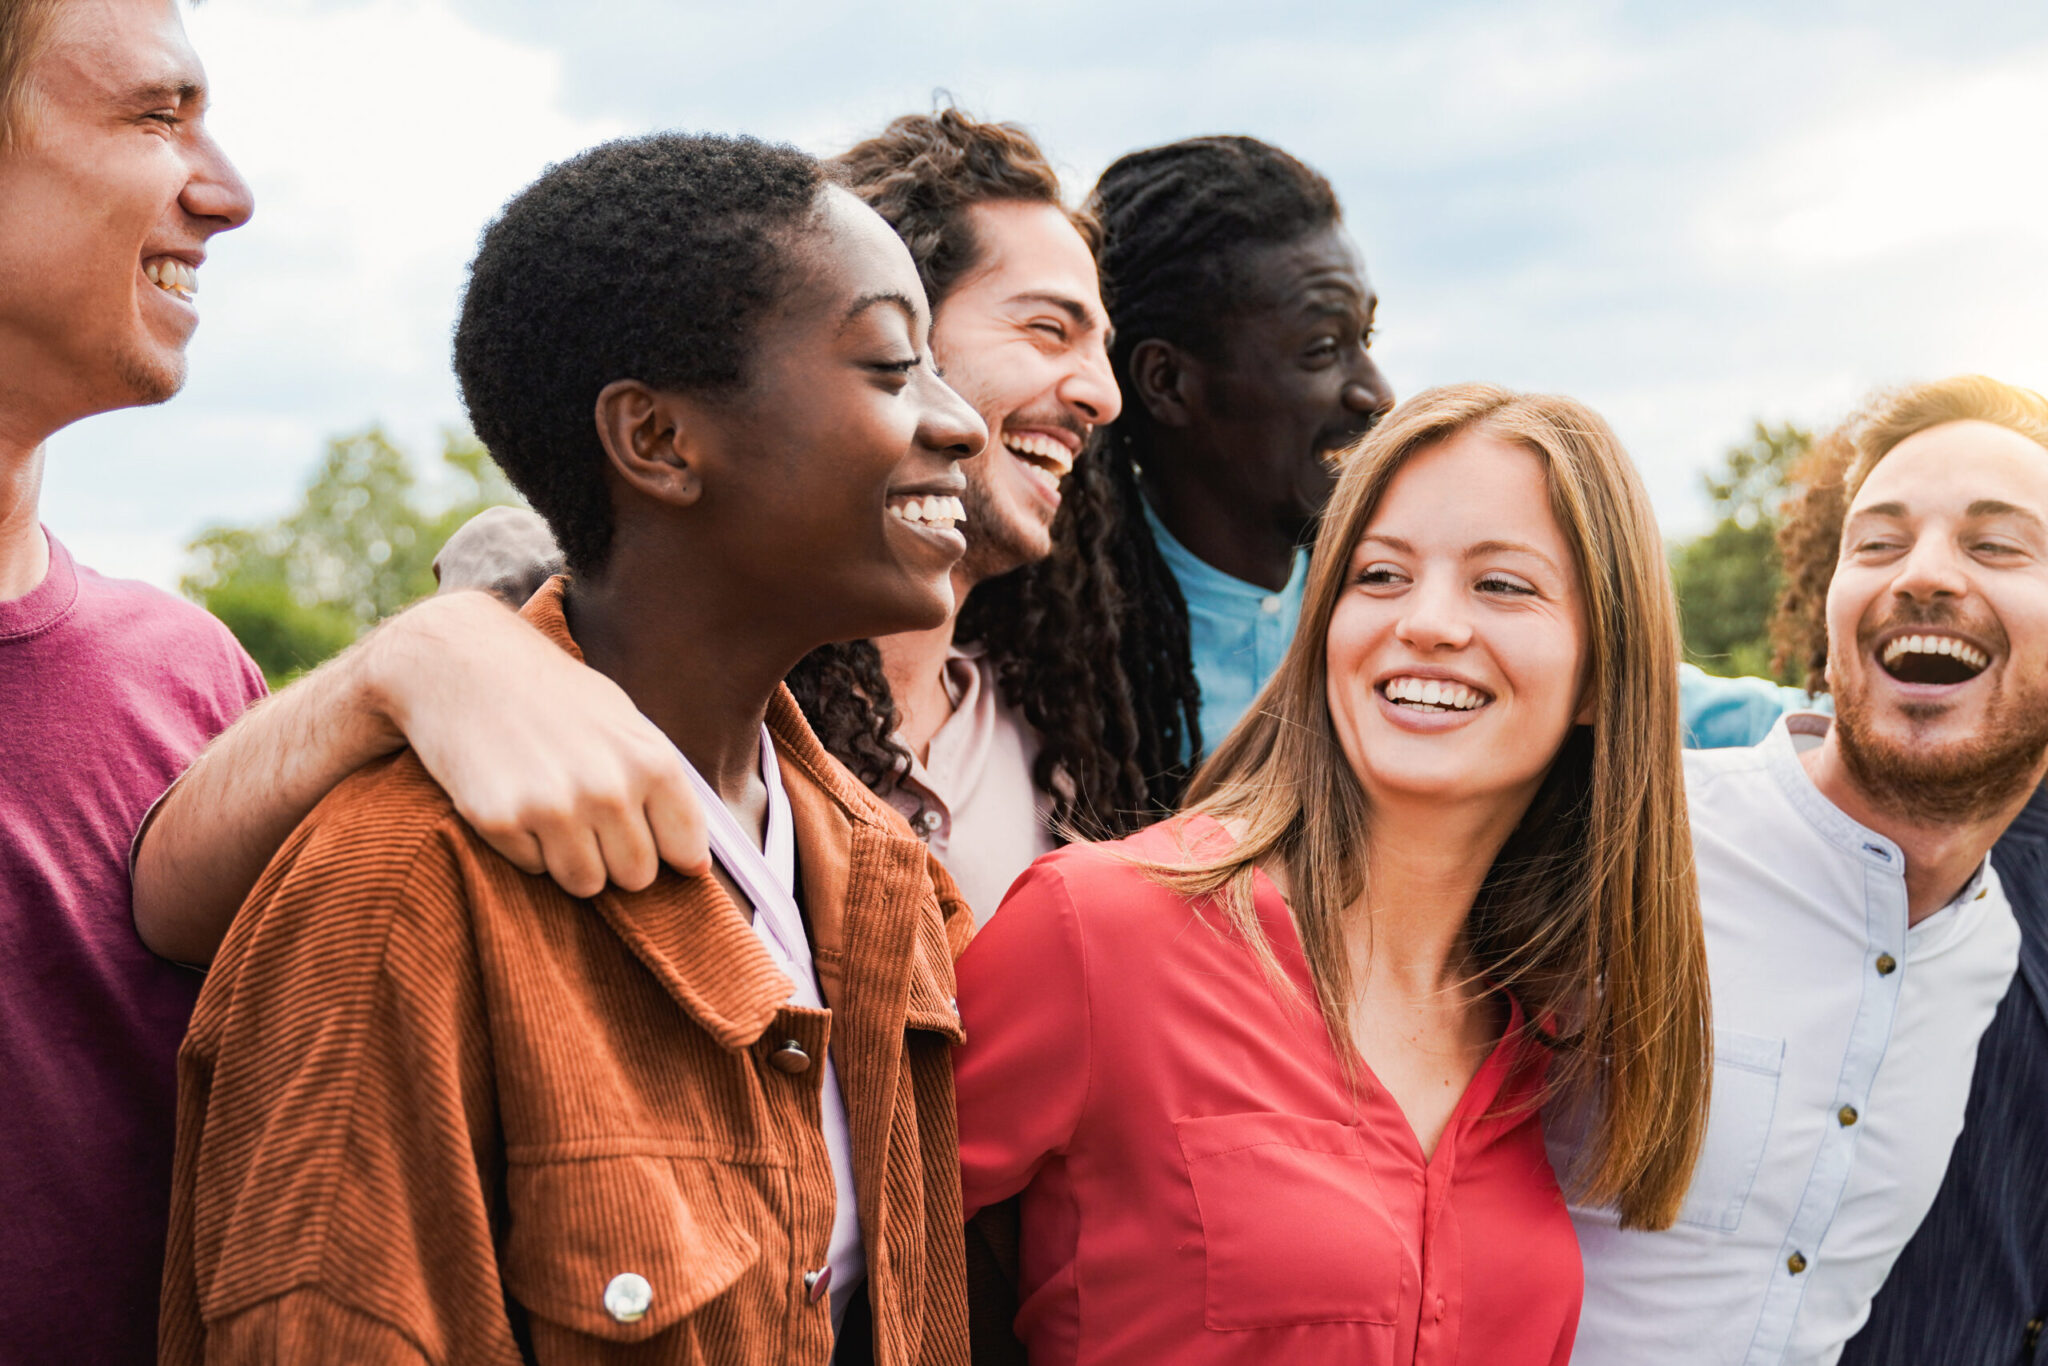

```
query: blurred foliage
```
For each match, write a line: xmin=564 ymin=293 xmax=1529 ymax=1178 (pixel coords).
xmin=182 ymin=428 xmax=522 ymax=686
xmin=1668 ymin=421 xmax=1811 ymax=684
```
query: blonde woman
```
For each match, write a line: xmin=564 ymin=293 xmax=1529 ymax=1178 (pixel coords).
xmin=952 ymin=384 xmax=1712 ymax=1364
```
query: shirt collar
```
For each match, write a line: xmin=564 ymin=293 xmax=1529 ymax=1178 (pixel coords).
xmin=1141 ymin=496 xmax=1310 ymax=607
xmin=1762 ymin=711 xmax=1990 ymax=916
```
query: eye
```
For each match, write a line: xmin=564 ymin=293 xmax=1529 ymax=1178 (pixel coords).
xmin=873 ymin=356 xmax=920 ymax=374
xmin=1477 ymin=573 xmax=1536 ymax=596
xmin=1029 ymin=320 xmax=1068 ymax=343
xmin=1354 ymin=560 xmax=1407 ymax=588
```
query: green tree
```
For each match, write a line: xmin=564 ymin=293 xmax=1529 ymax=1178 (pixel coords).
xmin=1668 ymin=421 xmax=1811 ymax=683
xmin=183 ymin=427 xmax=523 ymax=686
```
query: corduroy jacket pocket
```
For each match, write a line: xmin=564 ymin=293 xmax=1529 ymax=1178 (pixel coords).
xmin=501 ymin=1153 xmax=764 ymax=1344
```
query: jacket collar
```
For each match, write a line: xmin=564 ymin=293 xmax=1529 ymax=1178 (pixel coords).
xmin=521 ymin=578 xmax=789 ymax=1050
xmin=515 ymin=577 xmax=957 ymax=1057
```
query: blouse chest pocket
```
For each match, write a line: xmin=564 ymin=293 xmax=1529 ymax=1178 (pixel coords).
xmin=1675 ymin=1029 xmax=1786 ymax=1232
xmin=1176 ymin=1112 xmax=1408 ymax=1331
xmin=500 ymin=1152 xmax=768 ymax=1346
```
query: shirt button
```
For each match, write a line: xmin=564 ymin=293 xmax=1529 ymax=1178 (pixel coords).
xmin=919 ymin=810 xmax=943 ymax=833
xmin=1838 ymin=1104 xmax=1859 ymax=1127
xmin=804 ymin=1267 xmax=833 ymax=1303
xmin=1787 ymin=1252 xmax=1808 ymax=1275
xmin=1259 ymin=595 xmax=1283 ymax=616
xmin=1434 ymin=1295 xmax=1446 ymax=1321
xmin=768 ymin=1040 xmax=811 ymax=1074
xmin=1875 ymin=953 xmax=1898 ymax=976
xmin=603 ymin=1272 xmax=652 ymax=1323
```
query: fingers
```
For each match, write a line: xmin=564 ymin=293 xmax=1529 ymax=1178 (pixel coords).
xmin=539 ymin=825 xmax=610 ymax=901
xmin=646 ymin=763 xmax=712 ymax=876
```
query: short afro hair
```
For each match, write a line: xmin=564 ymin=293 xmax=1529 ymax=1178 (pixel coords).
xmin=454 ymin=133 xmax=825 ymax=574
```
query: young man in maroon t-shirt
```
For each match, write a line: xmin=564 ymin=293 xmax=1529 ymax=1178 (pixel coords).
xmin=0 ymin=2 xmax=710 ymax=1358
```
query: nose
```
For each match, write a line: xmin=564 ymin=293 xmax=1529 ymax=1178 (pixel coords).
xmin=181 ymin=126 xmax=255 ymax=234
xmin=1058 ymin=336 xmax=1124 ymax=427
xmin=1342 ymin=352 xmax=1394 ymax=423
xmin=1890 ymin=532 xmax=1969 ymax=604
xmin=1394 ymin=569 xmax=1474 ymax=653
xmin=917 ymin=368 xmax=988 ymax=466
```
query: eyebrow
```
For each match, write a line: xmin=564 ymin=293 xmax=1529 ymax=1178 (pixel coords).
xmin=121 ymin=79 xmax=205 ymax=111
xmin=1006 ymin=290 xmax=1104 ymax=331
xmin=1968 ymin=499 xmax=2045 ymax=527
xmin=842 ymin=291 xmax=921 ymax=329
xmin=1849 ymin=499 xmax=2047 ymax=530
xmin=1357 ymin=533 xmax=1563 ymax=572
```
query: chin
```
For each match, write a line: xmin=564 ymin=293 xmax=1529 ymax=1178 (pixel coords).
xmin=112 ymin=344 xmax=187 ymax=407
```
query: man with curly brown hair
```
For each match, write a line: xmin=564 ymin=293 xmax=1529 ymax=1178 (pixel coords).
xmin=1691 ymin=387 xmax=2048 ymax=1366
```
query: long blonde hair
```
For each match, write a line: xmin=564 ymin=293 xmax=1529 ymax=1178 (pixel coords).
xmin=1155 ymin=383 xmax=1710 ymax=1230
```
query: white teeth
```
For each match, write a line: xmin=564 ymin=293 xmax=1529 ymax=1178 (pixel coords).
xmin=889 ymin=494 xmax=966 ymax=529
xmin=1382 ymin=676 xmax=1486 ymax=711
xmin=1882 ymin=633 xmax=1988 ymax=671
xmin=146 ymin=258 xmax=195 ymax=299
xmin=1001 ymin=431 xmax=1075 ymax=477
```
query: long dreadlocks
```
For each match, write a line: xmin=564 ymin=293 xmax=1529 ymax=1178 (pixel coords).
xmin=1084 ymin=135 xmax=1348 ymax=792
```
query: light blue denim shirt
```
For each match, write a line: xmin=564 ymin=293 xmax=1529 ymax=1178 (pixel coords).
xmin=1679 ymin=663 xmax=1829 ymax=749
xmin=1143 ymin=500 xmax=1308 ymax=757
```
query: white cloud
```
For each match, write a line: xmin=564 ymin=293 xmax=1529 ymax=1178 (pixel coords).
xmin=36 ymin=0 xmax=2048 ymax=589
xmin=39 ymin=0 xmax=620 ymax=586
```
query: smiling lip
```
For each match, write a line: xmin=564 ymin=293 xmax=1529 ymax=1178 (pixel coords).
xmin=1371 ymin=666 xmax=1494 ymax=731
xmin=1001 ymin=426 xmax=1081 ymax=503
xmin=1870 ymin=625 xmax=1996 ymax=692
xmin=142 ymin=251 xmax=204 ymax=305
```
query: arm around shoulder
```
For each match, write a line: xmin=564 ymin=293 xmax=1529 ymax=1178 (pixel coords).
xmin=133 ymin=589 xmax=709 ymax=965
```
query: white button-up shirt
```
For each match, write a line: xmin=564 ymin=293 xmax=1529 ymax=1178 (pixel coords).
xmin=1565 ymin=713 xmax=2019 ymax=1366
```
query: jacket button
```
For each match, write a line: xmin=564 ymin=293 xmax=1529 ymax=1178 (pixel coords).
xmin=769 ymin=1040 xmax=811 ymax=1074
xmin=804 ymin=1267 xmax=833 ymax=1303
xmin=603 ymin=1272 xmax=652 ymax=1323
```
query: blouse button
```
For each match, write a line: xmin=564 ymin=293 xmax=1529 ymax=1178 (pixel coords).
xmin=1434 ymin=1295 xmax=1447 ymax=1321
xmin=1875 ymin=953 xmax=1898 ymax=976
xmin=769 ymin=1040 xmax=812 ymax=1074
xmin=1787 ymin=1251 xmax=1809 ymax=1275
xmin=1838 ymin=1104 xmax=1859 ymax=1127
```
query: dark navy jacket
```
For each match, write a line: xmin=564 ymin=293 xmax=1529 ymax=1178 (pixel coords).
xmin=1839 ymin=782 xmax=2048 ymax=1365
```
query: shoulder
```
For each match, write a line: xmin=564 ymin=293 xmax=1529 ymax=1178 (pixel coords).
xmin=70 ymin=561 xmax=268 ymax=707
xmin=240 ymin=752 xmax=483 ymax=935
xmin=974 ymin=817 xmax=1220 ymax=959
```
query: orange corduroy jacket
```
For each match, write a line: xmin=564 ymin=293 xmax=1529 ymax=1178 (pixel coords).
xmin=160 ymin=580 xmax=975 ymax=1365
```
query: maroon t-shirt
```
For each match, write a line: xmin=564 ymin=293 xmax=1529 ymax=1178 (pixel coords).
xmin=1 ymin=531 xmax=266 ymax=1363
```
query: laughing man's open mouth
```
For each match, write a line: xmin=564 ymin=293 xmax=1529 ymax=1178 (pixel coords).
xmin=1878 ymin=632 xmax=1990 ymax=685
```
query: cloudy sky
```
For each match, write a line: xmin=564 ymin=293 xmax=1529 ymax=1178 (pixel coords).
xmin=44 ymin=0 xmax=2048 ymax=589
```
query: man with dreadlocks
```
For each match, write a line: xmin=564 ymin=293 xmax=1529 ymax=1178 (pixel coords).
xmin=1086 ymin=135 xmax=1396 ymax=758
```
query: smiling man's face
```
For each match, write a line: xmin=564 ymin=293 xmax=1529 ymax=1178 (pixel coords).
xmin=0 ymin=0 xmax=252 ymax=438
xmin=927 ymin=199 xmax=1120 ymax=583
xmin=1825 ymin=418 xmax=2048 ymax=823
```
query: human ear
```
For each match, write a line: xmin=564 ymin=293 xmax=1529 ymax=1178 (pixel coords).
xmin=1129 ymin=338 xmax=1198 ymax=430
xmin=593 ymin=379 xmax=708 ymax=508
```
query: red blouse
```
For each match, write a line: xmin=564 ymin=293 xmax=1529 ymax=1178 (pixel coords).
xmin=953 ymin=818 xmax=1581 ymax=1365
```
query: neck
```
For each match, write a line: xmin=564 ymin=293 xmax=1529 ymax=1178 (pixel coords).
xmin=1142 ymin=461 xmax=1299 ymax=592
xmin=1348 ymin=798 xmax=1521 ymax=990
xmin=875 ymin=562 xmax=975 ymax=763
xmin=0 ymin=436 xmax=49 ymax=601
xmin=1801 ymin=737 xmax=2036 ymax=924
xmin=567 ymin=546 xmax=811 ymax=823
